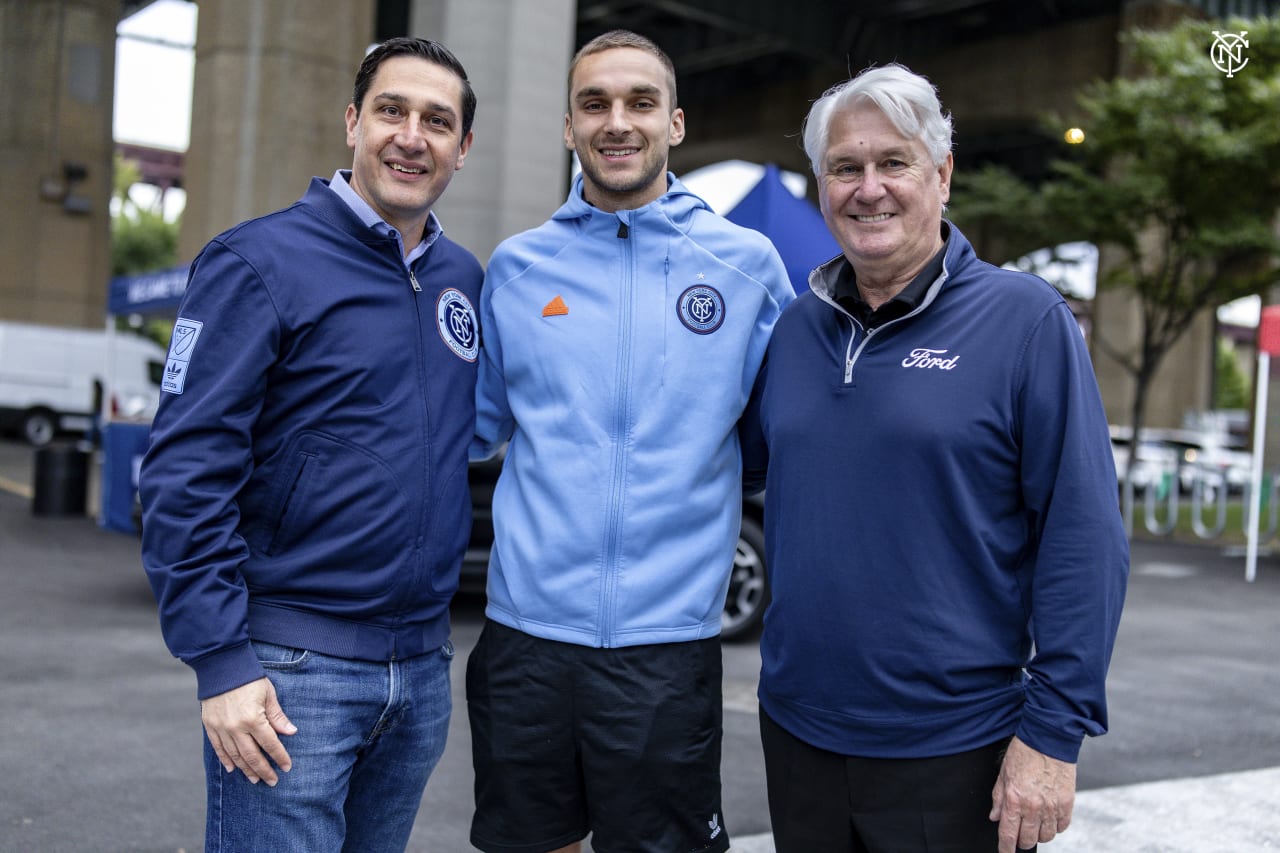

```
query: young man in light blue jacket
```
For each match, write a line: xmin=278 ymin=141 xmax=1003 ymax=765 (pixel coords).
xmin=468 ymin=29 xmax=793 ymax=853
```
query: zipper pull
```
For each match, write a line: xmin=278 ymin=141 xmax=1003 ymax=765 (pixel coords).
xmin=617 ymin=220 xmax=629 ymax=239
xmin=409 ymin=269 xmax=422 ymax=292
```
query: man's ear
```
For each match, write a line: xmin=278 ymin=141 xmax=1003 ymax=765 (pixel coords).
xmin=344 ymin=103 xmax=359 ymax=149
xmin=669 ymin=108 xmax=686 ymax=147
xmin=455 ymin=130 xmax=474 ymax=170
xmin=938 ymin=151 xmax=954 ymax=203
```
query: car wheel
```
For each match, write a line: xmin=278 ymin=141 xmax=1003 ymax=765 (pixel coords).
xmin=722 ymin=515 xmax=769 ymax=642
xmin=22 ymin=409 xmax=57 ymax=446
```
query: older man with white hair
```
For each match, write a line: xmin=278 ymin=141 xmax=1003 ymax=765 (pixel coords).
xmin=741 ymin=63 xmax=1129 ymax=853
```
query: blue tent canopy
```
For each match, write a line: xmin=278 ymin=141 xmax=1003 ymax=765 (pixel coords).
xmin=101 ymin=263 xmax=188 ymax=535
xmin=107 ymin=264 xmax=189 ymax=316
xmin=724 ymin=163 xmax=840 ymax=294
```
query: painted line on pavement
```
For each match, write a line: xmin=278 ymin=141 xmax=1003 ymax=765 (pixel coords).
xmin=0 ymin=474 xmax=32 ymax=499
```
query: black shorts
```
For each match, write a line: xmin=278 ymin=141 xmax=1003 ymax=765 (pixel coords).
xmin=466 ymin=620 xmax=730 ymax=853
xmin=760 ymin=708 xmax=1026 ymax=853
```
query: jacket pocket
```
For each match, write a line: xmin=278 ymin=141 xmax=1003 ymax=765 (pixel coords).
xmin=264 ymin=450 xmax=316 ymax=557
xmin=246 ymin=430 xmax=414 ymax=602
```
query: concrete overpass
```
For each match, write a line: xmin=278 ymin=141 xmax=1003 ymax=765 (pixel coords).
xmin=2 ymin=0 xmax=1276 ymax=432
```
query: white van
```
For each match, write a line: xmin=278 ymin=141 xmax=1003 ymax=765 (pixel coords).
xmin=0 ymin=320 xmax=167 ymax=445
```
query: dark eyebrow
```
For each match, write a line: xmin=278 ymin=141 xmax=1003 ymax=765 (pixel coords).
xmin=372 ymin=91 xmax=458 ymax=120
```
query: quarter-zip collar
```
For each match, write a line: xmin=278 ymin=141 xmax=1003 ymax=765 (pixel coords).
xmin=808 ymin=219 xmax=958 ymax=325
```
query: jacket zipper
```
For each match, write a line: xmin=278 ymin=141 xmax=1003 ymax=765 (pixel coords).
xmin=406 ymin=256 xmax=430 ymax=623
xmin=834 ymin=266 xmax=950 ymax=384
xmin=599 ymin=213 xmax=634 ymax=647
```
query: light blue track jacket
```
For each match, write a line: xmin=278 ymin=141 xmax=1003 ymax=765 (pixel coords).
xmin=473 ymin=173 xmax=793 ymax=648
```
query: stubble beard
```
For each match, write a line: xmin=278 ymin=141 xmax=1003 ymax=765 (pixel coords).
xmin=580 ymin=147 xmax=667 ymax=200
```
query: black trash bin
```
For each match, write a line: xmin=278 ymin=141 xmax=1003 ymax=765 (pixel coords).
xmin=32 ymin=443 xmax=90 ymax=516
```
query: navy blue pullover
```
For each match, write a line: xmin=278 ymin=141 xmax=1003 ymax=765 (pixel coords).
xmin=742 ymin=223 xmax=1128 ymax=763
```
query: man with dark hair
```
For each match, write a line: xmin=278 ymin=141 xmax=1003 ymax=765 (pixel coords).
xmin=468 ymin=29 xmax=793 ymax=853
xmin=140 ymin=37 xmax=481 ymax=852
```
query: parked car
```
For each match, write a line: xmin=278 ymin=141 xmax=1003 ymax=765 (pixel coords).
xmin=0 ymin=320 xmax=167 ymax=446
xmin=1160 ymin=430 xmax=1252 ymax=495
xmin=1109 ymin=425 xmax=1178 ymax=492
xmin=1109 ymin=425 xmax=1251 ymax=496
xmin=462 ymin=454 xmax=770 ymax=642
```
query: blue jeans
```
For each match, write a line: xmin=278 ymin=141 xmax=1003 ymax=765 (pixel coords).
xmin=204 ymin=639 xmax=454 ymax=853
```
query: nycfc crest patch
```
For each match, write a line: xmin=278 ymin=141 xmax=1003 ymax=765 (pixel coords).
xmin=677 ymin=284 xmax=725 ymax=335
xmin=436 ymin=288 xmax=478 ymax=362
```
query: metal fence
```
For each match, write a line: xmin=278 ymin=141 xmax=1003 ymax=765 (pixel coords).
xmin=1120 ymin=468 xmax=1280 ymax=540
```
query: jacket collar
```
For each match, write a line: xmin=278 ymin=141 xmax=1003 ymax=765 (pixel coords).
xmin=808 ymin=219 xmax=971 ymax=319
xmin=550 ymin=172 xmax=713 ymax=229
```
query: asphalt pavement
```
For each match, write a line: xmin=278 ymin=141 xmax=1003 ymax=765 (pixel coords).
xmin=1 ymin=438 xmax=1278 ymax=852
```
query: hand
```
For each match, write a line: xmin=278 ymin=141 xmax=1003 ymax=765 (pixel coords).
xmin=989 ymin=736 xmax=1076 ymax=852
xmin=201 ymin=677 xmax=297 ymax=786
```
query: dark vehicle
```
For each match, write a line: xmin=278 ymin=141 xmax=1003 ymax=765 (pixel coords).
xmin=463 ymin=455 xmax=770 ymax=642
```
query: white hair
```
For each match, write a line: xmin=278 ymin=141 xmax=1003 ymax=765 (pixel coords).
xmin=802 ymin=63 xmax=954 ymax=174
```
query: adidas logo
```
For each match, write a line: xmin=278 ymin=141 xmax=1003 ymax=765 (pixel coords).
xmin=542 ymin=295 xmax=568 ymax=317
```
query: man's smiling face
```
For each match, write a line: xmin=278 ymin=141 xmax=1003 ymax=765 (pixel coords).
xmin=818 ymin=101 xmax=952 ymax=285
xmin=345 ymin=55 xmax=472 ymax=241
xmin=564 ymin=47 xmax=685 ymax=213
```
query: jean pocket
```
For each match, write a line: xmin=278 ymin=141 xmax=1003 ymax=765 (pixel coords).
xmin=251 ymin=640 xmax=310 ymax=669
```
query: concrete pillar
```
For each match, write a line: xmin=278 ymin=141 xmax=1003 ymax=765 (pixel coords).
xmin=177 ymin=0 xmax=376 ymax=262
xmin=409 ymin=0 xmax=575 ymax=263
xmin=0 ymin=0 xmax=117 ymax=328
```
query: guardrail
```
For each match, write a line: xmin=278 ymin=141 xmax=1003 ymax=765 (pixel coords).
xmin=1120 ymin=468 xmax=1279 ymax=541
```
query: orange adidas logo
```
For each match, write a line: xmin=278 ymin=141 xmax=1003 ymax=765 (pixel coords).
xmin=542 ymin=295 xmax=569 ymax=317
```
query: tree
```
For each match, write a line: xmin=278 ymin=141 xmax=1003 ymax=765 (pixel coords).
xmin=1215 ymin=337 xmax=1251 ymax=411
xmin=111 ymin=153 xmax=181 ymax=347
xmin=111 ymin=152 xmax=179 ymax=277
xmin=950 ymin=17 xmax=1280 ymax=482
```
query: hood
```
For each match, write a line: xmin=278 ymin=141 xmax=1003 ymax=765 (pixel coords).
xmin=551 ymin=171 xmax=713 ymax=230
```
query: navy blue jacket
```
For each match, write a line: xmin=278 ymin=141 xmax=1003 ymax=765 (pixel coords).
xmin=743 ymin=224 xmax=1128 ymax=763
xmin=140 ymin=178 xmax=483 ymax=700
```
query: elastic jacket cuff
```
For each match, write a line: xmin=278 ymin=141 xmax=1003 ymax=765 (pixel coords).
xmin=191 ymin=641 xmax=267 ymax=701
xmin=1015 ymin=713 xmax=1084 ymax=764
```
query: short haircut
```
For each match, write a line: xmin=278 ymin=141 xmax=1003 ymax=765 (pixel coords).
xmin=352 ymin=37 xmax=477 ymax=139
xmin=568 ymin=29 xmax=678 ymax=110
xmin=802 ymin=63 xmax=953 ymax=174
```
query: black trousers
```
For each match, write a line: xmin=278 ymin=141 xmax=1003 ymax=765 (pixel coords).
xmin=760 ymin=708 xmax=1033 ymax=853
